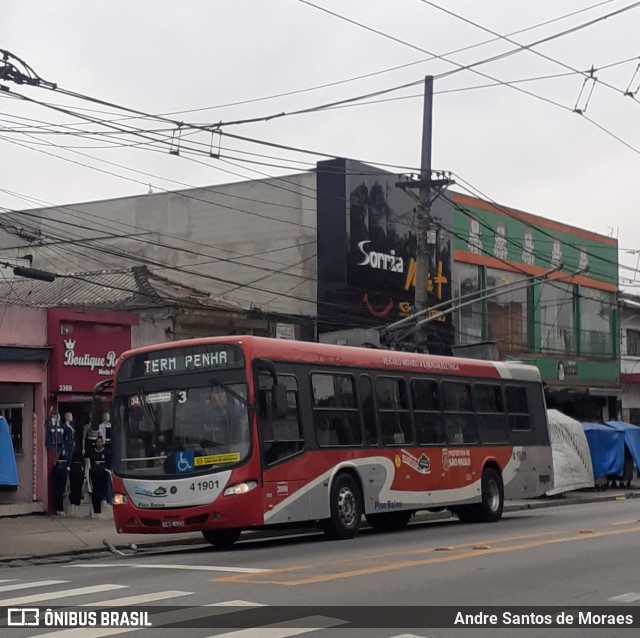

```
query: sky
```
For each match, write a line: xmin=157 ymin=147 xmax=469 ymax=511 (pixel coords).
xmin=2 ymin=0 xmax=640 ymax=289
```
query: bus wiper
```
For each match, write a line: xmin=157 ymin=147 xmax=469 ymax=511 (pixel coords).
xmin=209 ymin=376 xmax=254 ymax=412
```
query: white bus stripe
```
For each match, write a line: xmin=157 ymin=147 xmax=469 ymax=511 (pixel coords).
xmin=1 ymin=584 xmax=126 ymax=606
xmin=609 ymin=592 xmax=640 ymax=603
xmin=207 ymin=615 xmax=346 ymax=638
xmin=25 ymin=601 xmax=267 ymax=638
xmin=0 ymin=580 xmax=67 ymax=593
xmin=82 ymin=590 xmax=193 ymax=607
xmin=72 ymin=562 xmax=269 ymax=573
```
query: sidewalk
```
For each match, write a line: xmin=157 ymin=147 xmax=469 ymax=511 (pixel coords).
xmin=1 ymin=486 xmax=639 ymax=565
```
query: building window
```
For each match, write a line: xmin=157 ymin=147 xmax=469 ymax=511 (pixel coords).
xmin=453 ymin=263 xmax=482 ymax=345
xmin=581 ymin=290 xmax=614 ymax=356
xmin=486 ymin=269 xmax=528 ymax=352
xmin=539 ymin=282 xmax=575 ymax=355
xmin=311 ymin=373 xmax=362 ymax=447
xmin=627 ymin=329 xmax=640 ymax=357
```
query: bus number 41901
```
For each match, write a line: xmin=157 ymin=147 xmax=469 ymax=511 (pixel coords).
xmin=189 ymin=480 xmax=219 ymax=491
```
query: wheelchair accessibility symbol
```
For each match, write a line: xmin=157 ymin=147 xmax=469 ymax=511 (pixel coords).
xmin=175 ymin=450 xmax=194 ymax=473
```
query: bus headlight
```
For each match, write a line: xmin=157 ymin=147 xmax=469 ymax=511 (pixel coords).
xmin=224 ymin=481 xmax=258 ymax=496
xmin=112 ymin=493 xmax=128 ymax=505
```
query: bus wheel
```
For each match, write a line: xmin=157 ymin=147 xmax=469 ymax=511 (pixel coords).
xmin=478 ymin=467 xmax=504 ymax=522
xmin=365 ymin=510 xmax=412 ymax=532
xmin=321 ymin=474 xmax=362 ymax=540
xmin=202 ymin=528 xmax=241 ymax=548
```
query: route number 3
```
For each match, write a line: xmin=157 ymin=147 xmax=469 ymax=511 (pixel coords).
xmin=177 ymin=390 xmax=188 ymax=404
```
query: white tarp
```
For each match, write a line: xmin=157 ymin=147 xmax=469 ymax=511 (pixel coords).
xmin=546 ymin=409 xmax=595 ymax=495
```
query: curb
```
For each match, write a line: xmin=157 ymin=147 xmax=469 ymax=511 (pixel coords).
xmin=2 ymin=491 xmax=638 ymax=566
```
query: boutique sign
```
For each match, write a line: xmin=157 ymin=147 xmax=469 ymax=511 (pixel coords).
xmin=47 ymin=310 xmax=135 ymax=394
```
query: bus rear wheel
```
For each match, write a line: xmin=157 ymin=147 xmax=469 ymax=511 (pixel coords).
xmin=454 ymin=468 xmax=504 ymax=524
xmin=202 ymin=528 xmax=241 ymax=548
xmin=365 ymin=510 xmax=412 ymax=532
xmin=321 ymin=473 xmax=362 ymax=540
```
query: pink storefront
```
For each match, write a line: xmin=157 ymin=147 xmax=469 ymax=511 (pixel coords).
xmin=0 ymin=306 xmax=49 ymax=516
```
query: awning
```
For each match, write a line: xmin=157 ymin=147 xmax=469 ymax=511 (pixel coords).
xmin=588 ymin=387 xmax=622 ymax=398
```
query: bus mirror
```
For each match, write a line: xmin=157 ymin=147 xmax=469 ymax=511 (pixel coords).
xmin=272 ymin=383 xmax=288 ymax=418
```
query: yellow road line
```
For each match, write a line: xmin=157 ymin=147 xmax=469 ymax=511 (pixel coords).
xmin=212 ymin=524 xmax=640 ymax=587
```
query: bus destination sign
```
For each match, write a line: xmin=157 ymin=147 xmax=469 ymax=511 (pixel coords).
xmin=119 ymin=344 xmax=244 ymax=380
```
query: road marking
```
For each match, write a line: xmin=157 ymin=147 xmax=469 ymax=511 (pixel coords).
xmin=609 ymin=592 xmax=640 ymax=603
xmin=26 ymin=600 xmax=266 ymax=638
xmin=0 ymin=580 xmax=68 ymax=593
xmin=82 ymin=590 xmax=193 ymax=606
xmin=204 ymin=615 xmax=346 ymax=638
xmin=72 ymin=562 xmax=270 ymax=574
xmin=214 ymin=524 xmax=640 ymax=586
xmin=0 ymin=584 xmax=126 ymax=606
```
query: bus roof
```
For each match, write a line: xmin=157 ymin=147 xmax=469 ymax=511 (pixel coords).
xmin=118 ymin=336 xmax=542 ymax=383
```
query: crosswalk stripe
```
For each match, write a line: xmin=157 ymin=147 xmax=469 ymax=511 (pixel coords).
xmin=0 ymin=584 xmax=126 ymax=606
xmin=82 ymin=590 xmax=193 ymax=607
xmin=26 ymin=600 xmax=267 ymax=638
xmin=0 ymin=580 xmax=68 ymax=593
xmin=609 ymin=592 xmax=640 ymax=603
xmin=72 ymin=563 xmax=270 ymax=574
xmin=205 ymin=615 xmax=346 ymax=638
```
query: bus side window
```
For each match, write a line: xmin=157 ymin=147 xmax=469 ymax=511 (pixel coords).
xmin=506 ymin=385 xmax=531 ymax=431
xmin=258 ymin=374 xmax=304 ymax=465
xmin=412 ymin=379 xmax=445 ymax=445
xmin=474 ymin=384 xmax=508 ymax=444
xmin=376 ymin=377 xmax=413 ymax=446
xmin=441 ymin=381 xmax=478 ymax=445
xmin=359 ymin=375 xmax=378 ymax=446
xmin=311 ymin=373 xmax=362 ymax=448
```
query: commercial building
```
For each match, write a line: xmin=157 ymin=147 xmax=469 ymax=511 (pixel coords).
xmin=0 ymin=159 xmax=621 ymax=429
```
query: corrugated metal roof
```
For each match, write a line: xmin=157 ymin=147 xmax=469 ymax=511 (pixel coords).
xmin=0 ymin=266 xmax=247 ymax=312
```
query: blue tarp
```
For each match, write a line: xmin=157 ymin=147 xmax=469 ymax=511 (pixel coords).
xmin=0 ymin=416 xmax=19 ymax=486
xmin=604 ymin=421 xmax=640 ymax=478
xmin=581 ymin=422 xmax=625 ymax=479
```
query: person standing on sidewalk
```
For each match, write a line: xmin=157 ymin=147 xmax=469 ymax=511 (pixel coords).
xmin=88 ymin=436 xmax=111 ymax=518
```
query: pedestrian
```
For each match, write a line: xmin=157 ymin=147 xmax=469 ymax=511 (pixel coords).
xmin=88 ymin=435 xmax=111 ymax=518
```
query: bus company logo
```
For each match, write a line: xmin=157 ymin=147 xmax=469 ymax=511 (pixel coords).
xmin=401 ymin=449 xmax=431 ymax=474
xmin=394 ymin=454 xmax=401 ymax=468
xmin=276 ymin=482 xmax=289 ymax=496
xmin=442 ymin=448 xmax=471 ymax=471
xmin=382 ymin=356 xmax=460 ymax=372
xmin=134 ymin=485 xmax=168 ymax=498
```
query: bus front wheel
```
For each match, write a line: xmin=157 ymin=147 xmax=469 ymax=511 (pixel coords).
xmin=202 ymin=528 xmax=241 ymax=548
xmin=321 ymin=473 xmax=362 ymax=540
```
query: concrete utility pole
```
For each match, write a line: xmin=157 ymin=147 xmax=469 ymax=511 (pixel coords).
xmin=396 ymin=76 xmax=452 ymax=352
xmin=414 ymin=75 xmax=434 ymax=317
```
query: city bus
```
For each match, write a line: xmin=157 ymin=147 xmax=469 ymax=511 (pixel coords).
xmin=109 ymin=336 xmax=553 ymax=547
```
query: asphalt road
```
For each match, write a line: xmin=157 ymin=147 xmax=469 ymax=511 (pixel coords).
xmin=2 ymin=499 xmax=640 ymax=637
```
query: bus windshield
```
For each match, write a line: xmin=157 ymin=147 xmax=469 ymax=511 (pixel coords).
xmin=112 ymin=382 xmax=250 ymax=477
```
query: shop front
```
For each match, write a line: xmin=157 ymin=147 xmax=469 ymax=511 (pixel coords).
xmin=0 ymin=306 xmax=49 ymax=516
xmin=46 ymin=309 xmax=138 ymax=513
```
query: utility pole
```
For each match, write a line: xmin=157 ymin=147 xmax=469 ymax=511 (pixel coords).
xmin=414 ymin=75 xmax=434 ymax=318
xmin=396 ymin=76 xmax=452 ymax=352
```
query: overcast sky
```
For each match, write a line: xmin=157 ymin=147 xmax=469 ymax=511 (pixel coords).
xmin=2 ymin=0 xmax=640 ymax=288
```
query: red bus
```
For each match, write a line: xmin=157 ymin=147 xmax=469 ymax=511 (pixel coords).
xmin=109 ymin=336 xmax=553 ymax=547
